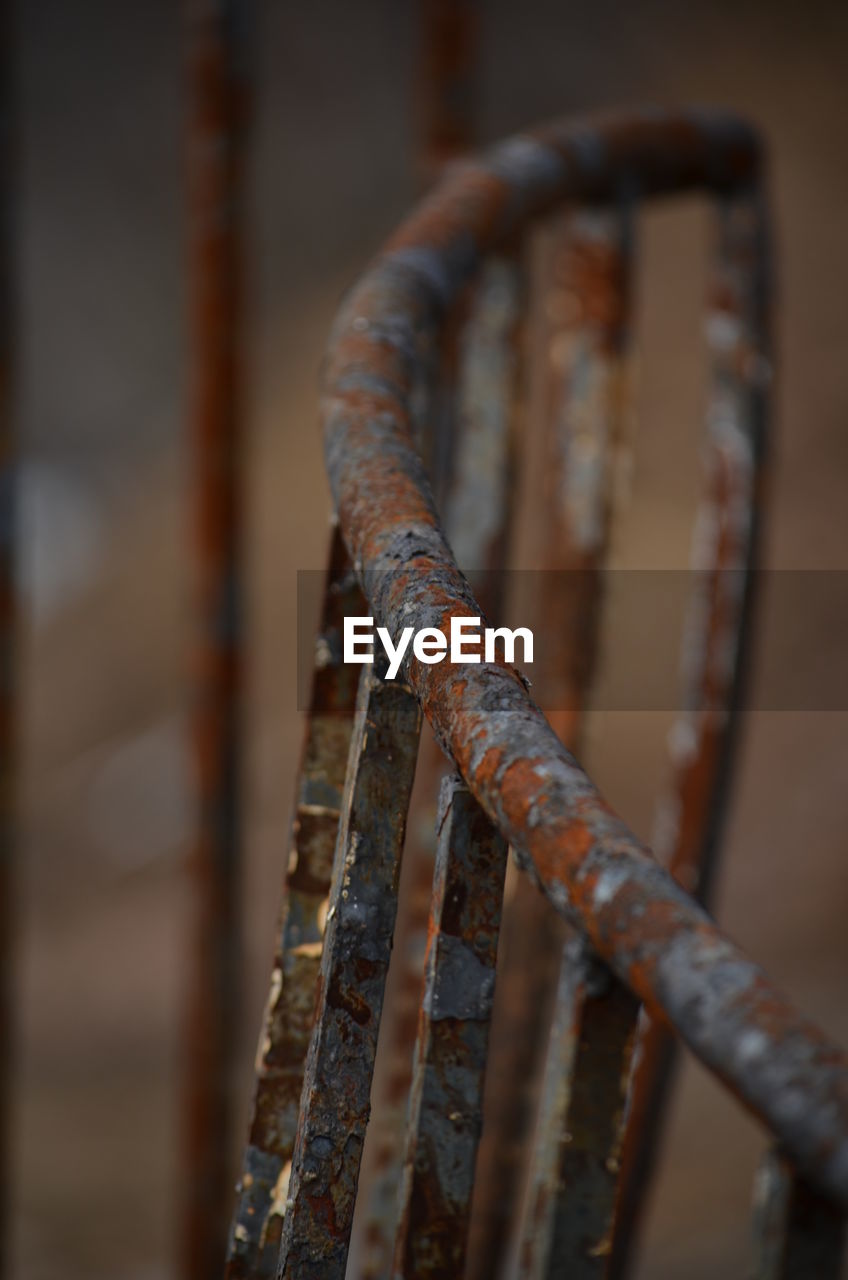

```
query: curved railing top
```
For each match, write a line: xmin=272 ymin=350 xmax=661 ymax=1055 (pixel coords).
xmin=320 ymin=107 xmax=848 ymax=1205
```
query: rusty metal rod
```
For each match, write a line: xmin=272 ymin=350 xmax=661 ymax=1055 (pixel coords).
xmin=471 ymin=204 xmax=638 ymax=1277
xmin=506 ymin=205 xmax=639 ymax=1280
xmin=391 ymin=776 xmax=508 ymax=1277
xmin=183 ymin=1 xmax=249 ymax=1274
xmin=519 ymin=942 xmax=640 ymax=1277
xmin=752 ymin=1148 xmax=846 ymax=1279
xmin=276 ymin=662 xmax=421 ymax=1277
xmin=226 ymin=525 xmax=363 ymax=1277
xmin=352 ymin=251 xmax=526 ymax=1278
xmin=609 ymin=184 xmax=771 ymax=1275
xmin=0 ymin=2 xmax=13 ymax=1274
xmin=416 ymin=0 xmax=479 ymax=186
xmin=339 ymin=37 xmax=483 ymax=1263
xmin=321 ymin=110 xmax=848 ymax=1205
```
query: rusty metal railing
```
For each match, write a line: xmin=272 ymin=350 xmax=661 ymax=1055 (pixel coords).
xmin=229 ymin=110 xmax=848 ymax=1277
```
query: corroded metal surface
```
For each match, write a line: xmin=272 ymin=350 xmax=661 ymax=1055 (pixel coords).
xmin=276 ymin=662 xmax=421 ymax=1277
xmin=545 ymin=209 xmax=633 ymax=542
xmin=501 ymin=207 xmax=638 ymax=1280
xmin=321 ymin=110 xmax=848 ymax=1204
xmin=610 ymin=185 xmax=771 ymax=1275
xmin=542 ymin=972 xmax=637 ymax=1275
xmin=472 ymin=206 xmax=634 ymax=1277
xmin=446 ymin=253 xmax=524 ymax=576
xmin=752 ymin=1148 xmax=846 ymax=1279
xmin=350 ymin=783 xmax=438 ymax=1280
xmin=541 ymin=206 xmax=634 ymax=736
xmin=518 ymin=942 xmax=639 ymax=1277
xmin=351 ymin=253 xmax=525 ymax=1279
xmin=391 ymin=777 xmax=508 ymax=1277
xmin=183 ymin=1 xmax=249 ymax=1274
xmin=226 ymin=525 xmax=362 ymax=1277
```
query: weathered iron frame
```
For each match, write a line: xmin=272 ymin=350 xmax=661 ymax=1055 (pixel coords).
xmin=229 ymin=109 xmax=848 ymax=1278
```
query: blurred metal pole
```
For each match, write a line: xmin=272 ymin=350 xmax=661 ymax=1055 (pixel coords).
xmin=183 ymin=2 xmax=249 ymax=1275
xmin=0 ymin=1 xmax=13 ymax=1275
xmin=753 ymin=1148 xmax=846 ymax=1279
xmin=609 ymin=185 xmax=771 ymax=1278
xmin=479 ymin=206 xmax=635 ymax=1279
xmin=416 ymin=0 xmax=478 ymax=186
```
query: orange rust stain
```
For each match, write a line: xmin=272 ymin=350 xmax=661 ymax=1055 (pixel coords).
xmin=492 ymin=755 xmax=549 ymax=828
xmin=331 ymin=389 xmax=414 ymax=436
xmin=386 ymin=168 xmax=511 ymax=257
xmin=305 ymin=1188 xmax=339 ymax=1237
xmin=329 ymin=329 xmax=411 ymax=374
xmin=474 ymin=745 xmax=505 ymax=789
xmin=536 ymin=820 xmax=595 ymax=886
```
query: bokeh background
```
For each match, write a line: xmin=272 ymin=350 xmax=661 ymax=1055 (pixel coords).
xmin=12 ymin=1 xmax=848 ymax=1276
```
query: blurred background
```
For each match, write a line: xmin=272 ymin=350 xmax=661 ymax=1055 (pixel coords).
xmin=10 ymin=0 xmax=848 ymax=1276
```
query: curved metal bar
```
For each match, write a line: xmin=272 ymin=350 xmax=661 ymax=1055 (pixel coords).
xmin=320 ymin=109 xmax=848 ymax=1205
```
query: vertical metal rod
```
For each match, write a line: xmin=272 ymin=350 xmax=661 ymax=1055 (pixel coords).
xmin=0 ymin=3 xmax=13 ymax=1274
xmin=416 ymin=0 xmax=478 ymax=186
xmin=446 ymin=252 xmax=525 ymax=583
xmin=183 ymin=2 xmax=248 ymax=1274
xmin=352 ymin=253 xmax=525 ymax=1280
xmin=349 ymin=29 xmax=484 ymax=1240
xmin=477 ymin=206 xmax=634 ymax=1280
xmin=752 ymin=1148 xmax=846 ymax=1279
xmin=226 ymin=526 xmax=363 ymax=1277
xmin=609 ymin=184 xmax=771 ymax=1278
xmin=345 ymin=9 xmax=477 ymax=1239
xmin=276 ymin=662 xmax=421 ymax=1278
xmin=518 ymin=943 xmax=639 ymax=1278
xmin=391 ymin=778 xmax=508 ymax=1278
